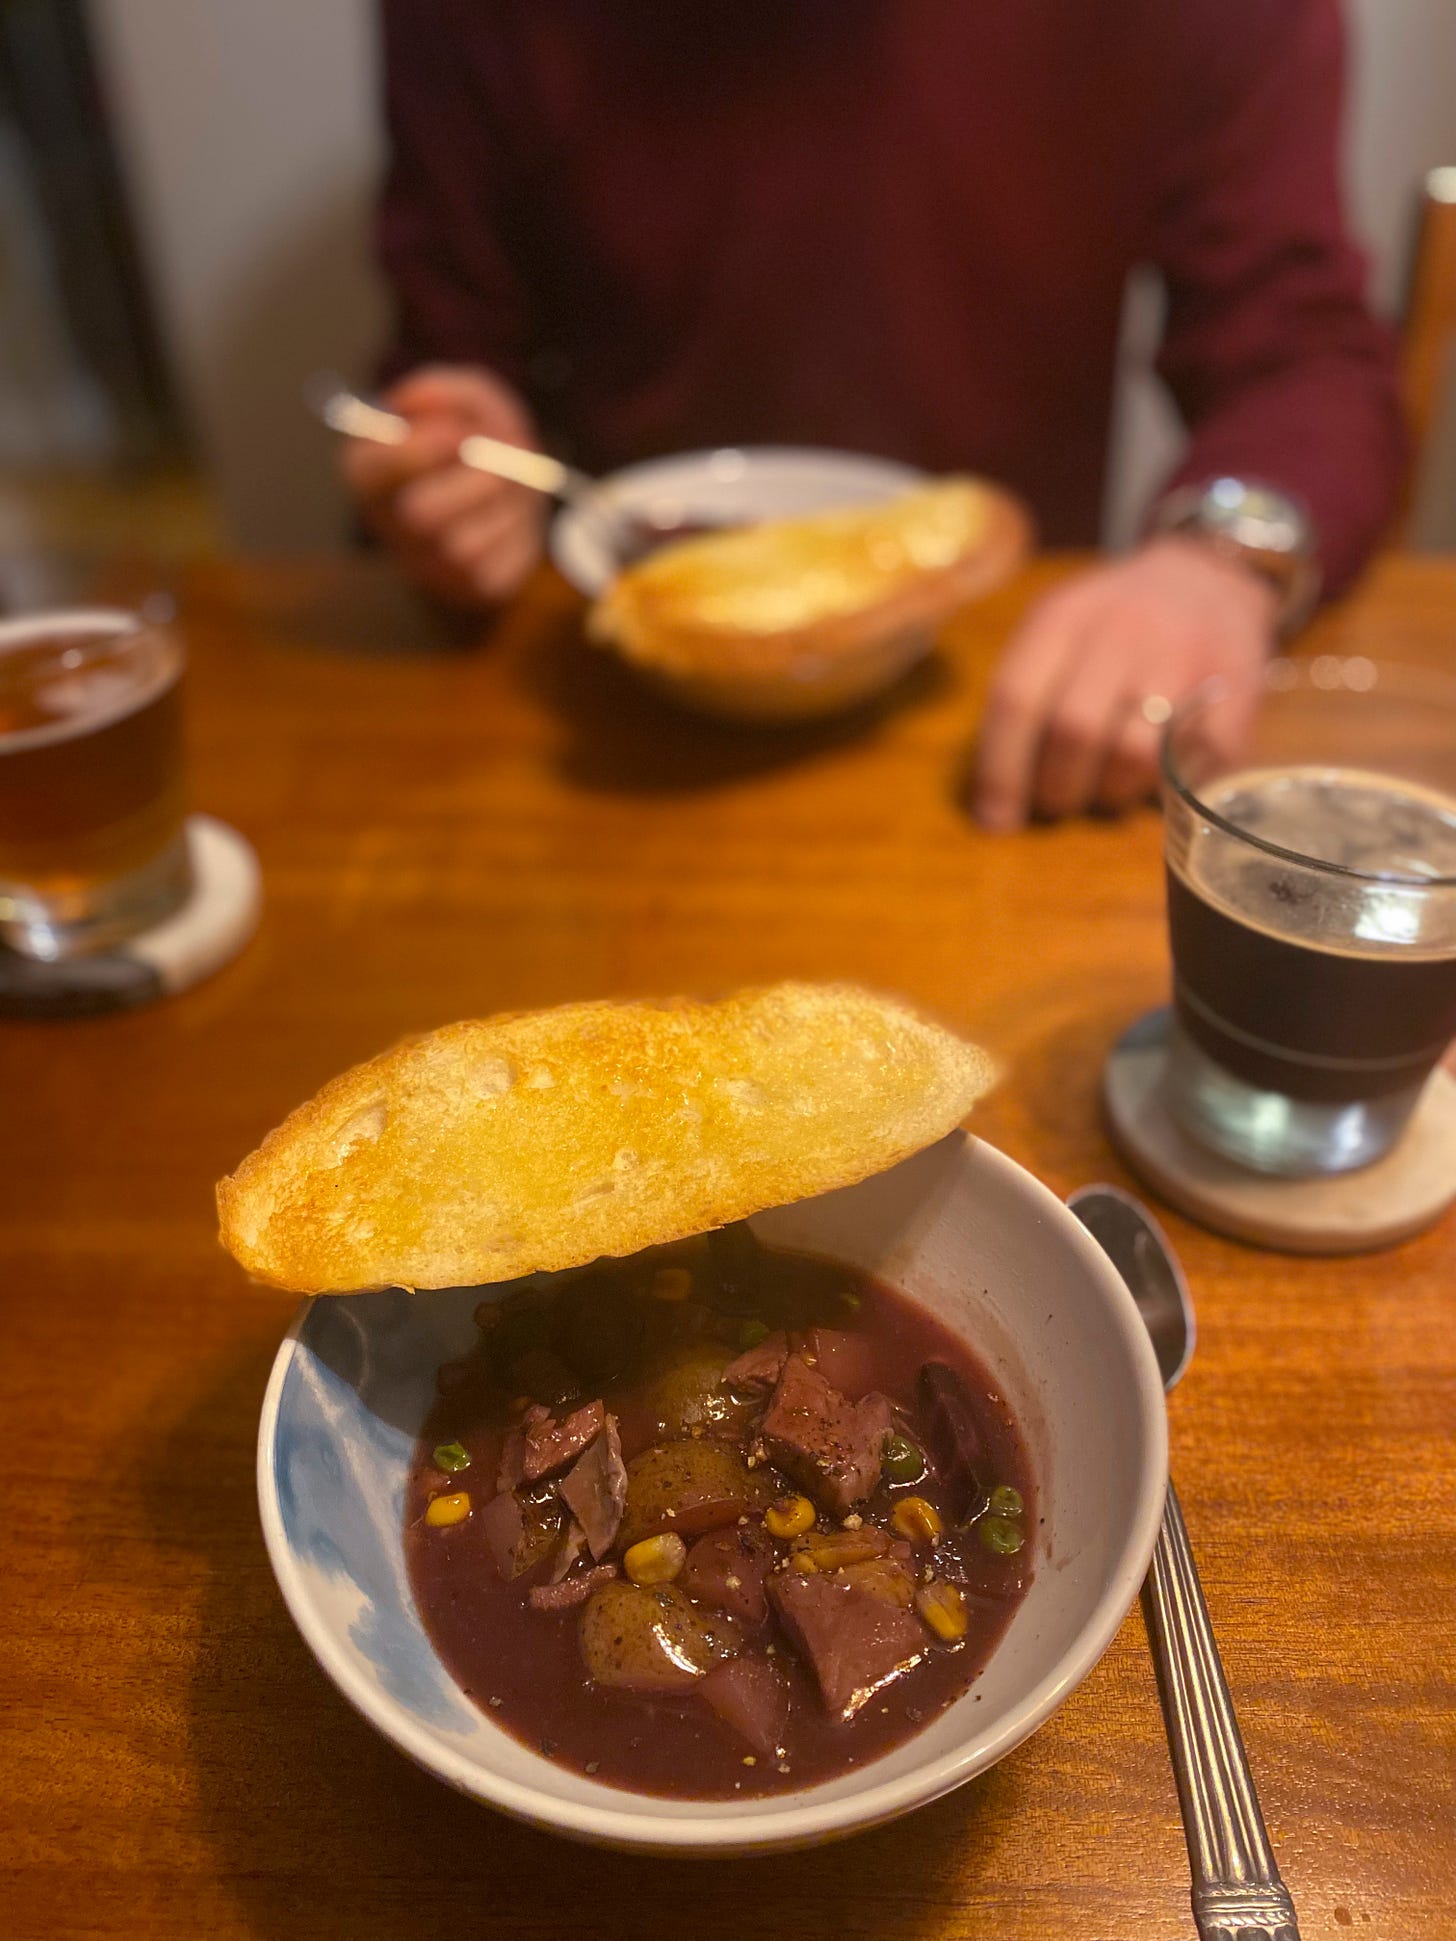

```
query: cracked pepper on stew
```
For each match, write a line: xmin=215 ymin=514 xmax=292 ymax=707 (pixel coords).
xmin=405 ymin=1225 xmax=1036 ymax=1797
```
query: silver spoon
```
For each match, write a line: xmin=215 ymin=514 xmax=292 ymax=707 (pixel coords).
xmin=1069 ymin=1184 xmax=1302 ymax=1941
xmin=303 ymin=372 xmax=713 ymax=567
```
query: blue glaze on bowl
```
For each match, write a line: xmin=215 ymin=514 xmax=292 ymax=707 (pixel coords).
xmin=264 ymin=1287 xmax=485 ymax=1734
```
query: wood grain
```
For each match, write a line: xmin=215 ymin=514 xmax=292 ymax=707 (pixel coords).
xmin=1 ymin=552 xmax=1452 ymax=1940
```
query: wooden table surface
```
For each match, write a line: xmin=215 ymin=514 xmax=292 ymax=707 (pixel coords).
xmin=2 ymin=552 xmax=1453 ymax=1941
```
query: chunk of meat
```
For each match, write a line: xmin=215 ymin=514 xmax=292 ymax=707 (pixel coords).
xmin=478 ymin=1487 xmax=564 ymax=1579
xmin=761 ymin=1356 xmax=893 ymax=1516
xmin=722 ymin=1330 xmax=788 ymax=1389
xmin=522 ymin=1399 xmax=605 ymax=1482
xmin=478 ymin=1489 xmax=525 ymax=1580
xmin=679 ymin=1524 xmax=772 ymax=1626
xmin=618 ymin=1440 xmax=769 ymax=1550
xmin=769 ymin=1569 xmax=926 ymax=1721
xmin=579 ymin=1581 xmax=737 ymax=1692
xmin=700 ymin=1656 xmax=791 ymax=1758
xmin=528 ymin=1562 xmax=618 ymax=1613
xmin=560 ymin=1414 xmax=627 ymax=1559
xmin=805 ymin=1327 xmax=879 ymax=1400
xmin=547 ymin=1519 xmax=589 ymax=1584
xmin=918 ymin=1361 xmax=988 ymax=1523
xmin=496 ymin=1404 xmax=549 ymax=1493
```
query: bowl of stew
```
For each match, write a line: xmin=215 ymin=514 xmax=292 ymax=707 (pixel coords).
xmin=258 ymin=1131 xmax=1167 ymax=1853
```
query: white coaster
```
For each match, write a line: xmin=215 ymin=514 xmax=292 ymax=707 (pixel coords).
xmin=0 ymin=815 xmax=261 ymax=1019
xmin=1103 ymin=1007 xmax=1456 ymax=1255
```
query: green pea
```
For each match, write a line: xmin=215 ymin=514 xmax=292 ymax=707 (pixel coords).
xmin=882 ymin=1434 xmax=926 ymax=1486
xmin=978 ymin=1514 xmax=1024 ymax=1556
xmin=838 ymin=1290 xmax=863 ymax=1314
xmin=989 ymin=1485 xmax=1024 ymax=1518
xmin=737 ymin=1319 xmax=771 ymax=1351
xmin=433 ymin=1441 xmax=472 ymax=1474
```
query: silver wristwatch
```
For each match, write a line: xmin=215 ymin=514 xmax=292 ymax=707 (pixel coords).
xmin=1150 ymin=477 xmax=1321 ymax=634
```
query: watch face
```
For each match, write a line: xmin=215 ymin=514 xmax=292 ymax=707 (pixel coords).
xmin=1205 ymin=478 xmax=1309 ymax=555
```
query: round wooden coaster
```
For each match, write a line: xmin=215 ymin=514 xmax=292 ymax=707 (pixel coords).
xmin=0 ymin=815 xmax=261 ymax=1020
xmin=1103 ymin=1007 xmax=1456 ymax=1255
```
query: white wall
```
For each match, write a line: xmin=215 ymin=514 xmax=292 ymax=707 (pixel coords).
xmin=90 ymin=0 xmax=1455 ymax=553
xmin=87 ymin=0 xmax=385 ymax=548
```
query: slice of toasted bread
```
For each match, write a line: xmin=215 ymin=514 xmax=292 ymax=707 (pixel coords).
xmin=590 ymin=478 xmax=1030 ymax=680
xmin=217 ymin=982 xmax=996 ymax=1294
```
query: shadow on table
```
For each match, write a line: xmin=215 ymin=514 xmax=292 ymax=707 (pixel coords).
xmin=136 ymin=1338 xmax=1022 ymax=1941
xmin=516 ymin=606 xmax=953 ymax=799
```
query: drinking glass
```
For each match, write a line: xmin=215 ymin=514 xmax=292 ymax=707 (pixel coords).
xmin=1161 ymin=656 xmax=1456 ymax=1176
xmin=0 ymin=607 xmax=192 ymax=961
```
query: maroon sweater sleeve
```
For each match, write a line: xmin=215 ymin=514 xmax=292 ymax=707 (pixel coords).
xmin=374 ymin=0 xmax=530 ymax=392
xmin=1150 ymin=0 xmax=1405 ymax=596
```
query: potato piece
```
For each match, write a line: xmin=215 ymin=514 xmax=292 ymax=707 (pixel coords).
xmin=790 ymin=1525 xmax=892 ymax=1572
xmin=640 ymin=1346 xmax=753 ymax=1440
xmin=619 ymin=1440 xmax=770 ymax=1551
xmin=579 ymin=1581 xmax=737 ymax=1692
xmin=838 ymin=1556 xmax=917 ymax=1609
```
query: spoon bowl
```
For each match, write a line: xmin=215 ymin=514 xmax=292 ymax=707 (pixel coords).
xmin=1066 ymin=1184 xmax=1194 ymax=1391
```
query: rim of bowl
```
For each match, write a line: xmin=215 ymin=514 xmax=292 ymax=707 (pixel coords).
xmin=547 ymin=443 xmax=928 ymax=600
xmin=256 ymin=1137 xmax=1168 ymax=1852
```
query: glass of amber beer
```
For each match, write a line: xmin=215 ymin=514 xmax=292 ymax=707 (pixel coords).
xmin=0 ymin=608 xmax=191 ymax=960
xmin=1161 ymin=657 xmax=1456 ymax=1176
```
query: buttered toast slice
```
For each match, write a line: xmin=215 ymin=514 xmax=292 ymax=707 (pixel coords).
xmin=217 ymin=982 xmax=996 ymax=1294
xmin=590 ymin=479 xmax=1029 ymax=675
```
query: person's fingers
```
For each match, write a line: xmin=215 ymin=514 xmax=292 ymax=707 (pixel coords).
xmin=384 ymin=364 xmax=536 ymax=444
xmin=1094 ymin=700 xmax=1165 ymax=813
xmin=973 ymin=590 xmax=1092 ymax=830
xmin=434 ymin=496 xmax=526 ymax=576
xmin=1029 ymin=640 xmax=1132 ymax=820
xmin=395 ymin=463 xmax=513 ymax=543
xmin=464 ymin=509 xmax=544 ymax=602
xmin=341 ymin=418 xmax=462 ymax=505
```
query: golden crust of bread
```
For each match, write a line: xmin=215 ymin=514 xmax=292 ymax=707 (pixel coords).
xmin=589 ymin=479 xmax=1031 ymax=680
xmin=216 ymin=982 xmax=997 ymax=1295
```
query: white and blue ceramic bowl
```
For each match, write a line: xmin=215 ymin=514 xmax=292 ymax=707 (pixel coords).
xmin=258 ymin=1131 xmax=1167 ymax=1855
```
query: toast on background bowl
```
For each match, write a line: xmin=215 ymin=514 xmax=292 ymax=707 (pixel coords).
xmin=588 ymin=478 xmax=1031 ymax=687
xmin=216 ymin=982 xmax=997 ymax=1295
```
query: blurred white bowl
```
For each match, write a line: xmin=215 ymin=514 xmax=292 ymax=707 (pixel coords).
xmin=549 ymin=445 xmax=925 ymax=602
xmin=258 ymin=1130 xmax=1167 ymax=1855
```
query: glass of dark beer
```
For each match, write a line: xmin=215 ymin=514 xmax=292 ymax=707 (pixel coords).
xmin=1162 ymin=656 xmax=1456 ymax=1175
xmin=0 ymin=608 xmax=192 ymax=961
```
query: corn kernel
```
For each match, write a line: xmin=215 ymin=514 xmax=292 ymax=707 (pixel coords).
xmin=915 ymin=1579 xmax=969 ymax=1642
xmin=650 ymin=1267 xmax=694 ymax=1303
xmin=891 ymin=1495 xmax=943 ymax=1543
xmin=624 ymin=1533 xmax=687 ymax=1585
xmin=425 ymin=1491 xmax=472 ymax=1528
xmin=765 ymin=1495 xmax=817 ymax=1539
xmin=792 ymin=1550 xmax=818 ymax=1574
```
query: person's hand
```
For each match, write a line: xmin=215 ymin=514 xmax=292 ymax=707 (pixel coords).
xmin=971 ymin=535 xmax=1279 ymax=829
xmin=340 ymin=364 xmax=546 ymax=609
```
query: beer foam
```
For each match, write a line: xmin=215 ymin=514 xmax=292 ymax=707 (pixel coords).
xmin=1179 ymin=766 xmax=1456 ymax=960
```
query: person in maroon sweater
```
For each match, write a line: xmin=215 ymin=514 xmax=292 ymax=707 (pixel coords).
xmin=343 ymin=1 xmax=1404 ymax=826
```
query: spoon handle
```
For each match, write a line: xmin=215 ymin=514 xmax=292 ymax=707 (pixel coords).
xmin=1143 ymin=1480 xmax=1302 ymax=1941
